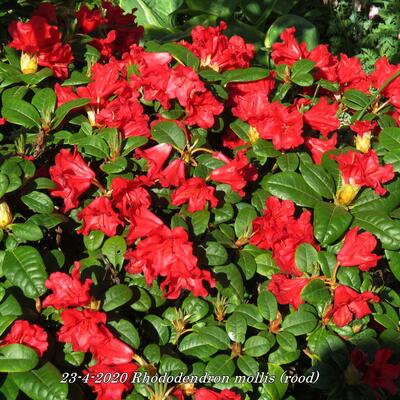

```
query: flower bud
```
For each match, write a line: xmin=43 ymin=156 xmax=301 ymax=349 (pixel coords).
xmin=20 ymin=52 xmax=38 ymax=75
xmin=335 ymin=184 xmax=360 ymax=206
xmin=0 ymin=201 xmax=12 ymax=228
xmin=248 ymin=126 xmax=260 ymax=144
xmin=355 ymin=133 xmax=371 ymax=153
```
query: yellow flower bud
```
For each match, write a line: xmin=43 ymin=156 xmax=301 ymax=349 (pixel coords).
xmin=355 ymin=133 xmax=372 ymax=153
xmin=248 ymin=126 xmax=260 ymax=144
xmin=335 ymin=184 xmax=360 ymax=206
xmin=0 ymin=201 xmax=12 ymax=228
xmin=20 ymin=52 xmax=38 ymax=75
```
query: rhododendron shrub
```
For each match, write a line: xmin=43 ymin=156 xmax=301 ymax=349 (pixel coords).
xmin=0 ymin=2 xmax=400 ymax=400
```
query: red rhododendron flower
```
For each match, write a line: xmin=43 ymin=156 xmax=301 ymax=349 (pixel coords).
xmin=159 ymin=159 xmax=186 ymax=188
xmin=0 ymin=118 xmax=5 ymax=125
xmin=255 ymin=102 xmax=304 ymax=150
xmin=32 ymin=3 xmax=57 ymax=24
xmin=42 ymin=261 xmax=92 ymax=309
xmin=78 ymin=196 xmax=123 ymax=237
xmin=222 ymin=129 xmax=246 ymax=149
xmin=250 ymin=196 xmax=317 ymax=276
xmin=125 ymin=226 xmax=215 ymax=299
xmin=8 ymin=16 xmax=73 ymax=78
xmin=195 ymin=388 xmax=242 ymax=400
xmin=303 ymin=97 xmax=340 ymax=136
xmin=271 ymin=27 xmax=309 ymax=66
xmin=49 ymin=148 xmax=96 ymax=212
xmin=308 ymin=44 xmax=338 ymax=81
xmin=0 ymin=320 xmax=48 ymax=357
xmin=350 ymin=120 xmax=377 ymax=137
xmin=335 ymin=149 xmax=394 ymax=195
xmin=337 ymin=54 xmax=370 ymax=93
xmin=171 ymin=177 xmax=218 ymax=212
xmin=58 ymin=309 xmax=106 ymax=352
xmin=135 ymin=143 xmax=172 ymax=182
xmin=305 ymin=134 xmax=337 ymax=164
xmin=329 ymin=286 xmax=379 ymax=327
xmin=337 ymin=227 xmax=381 ymax=271
xmin=55 ymin=83 xmax=79 ymax=107
xmin=126 ymin=207 xmax=165 ymax=244
xmin=352 ymin=348 xmax=400 ymax=396
xmin=85 ymin=363 xmax=138 ymax=400
xmin=180 ymin=21 xmax=254 ymax=72
xmin=76 ymin=5 xmax=106 ymax=34
xmin=111 ymin=177 xmax=151 ymax=218
xmin=89 ymin=325 xmax=134 ymax=365
xmin=268 ymin=274 xmax=310 ymax=309
xmin=210 ymin=150 xmax=258 ymax=197
xmin=185 ymin=91 xmax=224 ymax=129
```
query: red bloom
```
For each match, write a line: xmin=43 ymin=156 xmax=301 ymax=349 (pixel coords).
xmin=255 ymin=102 xmax=304 ymax=150
xmin=125 ymin=226 xmax=215 ymax=299
xmin=89 ymin=325 xmax=134 ymax=365
xmin=159 ymin=159 xmax=186 ymax=188
xmin=271 ymin=27 xmax=309 ymax=66
xmin=135 ymin=143 xmax=172 ymax=182
xmin=58 ymin=309 xmax=106 ymax=352
xmin=42 ymin=261 xmax=92 ymax=309
xmin=76 ymin=5 xmax=106 ymax=34
xmin=111 ymin=177 xmax=151 ymax=218
xmin=335 ymin=150 xmax=394 ymax=195
xmin=222 ymin=130 xmax=246 ymax=149
xmin=55 ymin=83 xmax=79 ymax=107
xmin=303 ymin=97 xmax=340 ymax=137
xmin=210 ymin=150 xmax=258 ymax=197
xmin=195 ymin=388 xmax=242 ymax=400
xmin=32 ymin=3 xmax=57 ymax=24
xmin=77 ymin=196 xmax=124 ymax=237
xmin=171 ymin=177 xmax=218 ymax=212
xmin=49 ymin=148 xmax=96 ymax=212
xmin=337 ymin=54 xmax=370 ymax=93
xmin=185 ymin=91 xmax=224 ymax=129
xmin=337 ymin=227 xmax=381 ymax=271
xmin=308 ymin=44 xmax=338 ymax=81
xmin=305 ymin=134 xmax=337 ymax=164
xmin=250 ymin=196 xmax=317 ymax=276
xmin=350 ymin=120 xmax=377 ymax=137
xmin=85 ymin=363 xmax=138 ymax=400
xmin=268 ymin=274 xmax=309 ymax=310
xmin=126 ymin=207 xmax=165 ymax=244
xmin=329 ymin=286 xmax=379 ymax=327
xmin=180 ymin=21 xmax=254 ymax=72
xmin=0 ymin=320 xmax=48 ymax=357
xmin=90 ymin=30 xmax=117 ymax=60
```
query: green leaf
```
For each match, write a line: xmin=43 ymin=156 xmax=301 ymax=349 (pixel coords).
xmin=313 ymin=201 xmax=352 ymax=245
xmin=11 ymin=362 xmax=68 ymax=400
xmin=122 ymin=136 xmax=148 ymax=156
xmin=144 ymin=315 xmax=170 ymax=345
xmin=281 ymin=309 xmax=318 ymax=335
xmin=130 ymin=287 xmax=152 ymax=312
xmin=234 ymin=304 xmax=266 ymax=329
xmin=21 ymin=191 xmax=54 ymax=214
xmin=2 ymin=100 xmax=41 ymax=129
xmin=61 ymin=71 xmax=91 ymax=86
xmin=159 ymin=43 xmax=199 ymax=69
xmin=185 ymin=0 xmax=237 ymax=17
xmin=206 ymin=354 xmax=235 ymax=376
xmin=63 ymin=343 xmax=84 ymax=367
xmin=102 ymin=236 xmax=127 ymax=269
xmin=264 ymin=364 xmax=288 ymax=398
xmin=52 ymin=98 xmax=90 ymax=129
xmin=109 ymin=319 xmax=140 ymax=349
xmin=20 ymin=68 xmax=53 ymax=85
xmin=195 ymin=326 xmax=230 ymax=350
xmin=205 ymin=242 xmax=228 ymax=266
xmin=291 ymin=59 xmax=315 ymax=76
xmin=276 ymin=332 xmax=297 ymax=351
xmin=300 ymin=162 xmax=335 ymax=199
xmin=244 ymin=335 xmax=273 ymax=357
xmin=234 ymin=207 xmax=257 ymax=238
xmin=32 ymin=88 xmax=56 ymax=119
xmin=83 ymin=231 xmax=104 ymax=251
xmin=179 ymin=333 xmax=219 ymax=360
xmin=11 ymin=223 xmax=43 ymax=242
xmin=380 ymin=127 xmax=400 ymax=151
xmin=238 ymin=251 xmax=257 ymax=280
xmin=182 ymin=296 xmax=209 ymax=323
xmin=151 ymin=121 xmax=187 ymax=149
xmin=191 ymin=210 xmax=210 ymax=235
xmin=0 ymin=315 xmax=16 ymax=336
xmin=386 ymin=250 xmax=400 ymax=282
xmin=295 ymin=243 xmax=319 ymax=275
xmin=291 ymin=72 xmax=313 ymax=87
xmin=226 ymin=313 xmax=247 ymax=343
xmin=277 ymin=153 xmax=299 ymax=171
xmin=230 ymin=119 xmax=251 ymax=142
xmin=258 ymin=289 xmax=278 ymax=321
xmin=103 ymin=284 xmax=132 ymax=311
xmin=0 ymin=174 xmax=9 ymax=198
xmin=159 ymin=355 xmax=188 ymax=376
xmin=267 ymin=172 xmax=321 ymax=207
xmin=77 ymin=136 xmax=109 ymax=159
xmin=3 ymin=246 xmax=47 ymax=299
xmin=237 ymin=354 xmax=259 ymax=376
xmin=301 ymin=279 xmax=331 ymax=310
xmin=221 ymin=67 xmax=269 ymax=86
xmin=0 ymin=344 xmax=38 ymax=372
xmin=341 ymin=89 xmax=371 ymax=111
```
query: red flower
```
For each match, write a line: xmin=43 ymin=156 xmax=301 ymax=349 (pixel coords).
xmin=329 ymin=286 xmax=379 ymax=327
xmin=337 ymin=227 xmax=381 ymax=271
xmin=210 ymin=150 xmax=258 ymax=197
xmin=308 ymin=44 xmax=338 ymax=81
xmin=222 ymin=130 xmax=246 ymax=149
xmin=171 ymin=177 xmax=218 ymax=212
xmin=89 ymin=325 xmax=134 ymax=365
xmin=77 ymin=196 xmax=124 ymax=237
xmin=49 ymin=148 xmax=96 ymax=212
xmin=337 ymin=54 xmax=369 ymax=93
xmin=0 ymin=320 xmax=48 ymax=357
xmin=195 ymin=388 xmax=242 ymax=400
xmin=335 ymin=150 xmax=394 ymax=195
xmin=85 ymin=363 xmax=138 ymax=400
xmin=303 ymin=97 xmax=340 ymax=137
xmin=250 ymin=196 xmax=317 ymax=276
xmin=350 ymin=120 xmax=377 ymax=137
xmin=32 ymin=3 xmax=57 ymax=24
xmin=255 ymin=102 xmax=304 ymax=150
xmin=159 ymin=159 xmax=186 ymax=188
xmin=180 ymin=21 xmax=254 ymax=72
xmin=271 ymin=27 xmax=309 ymax=66
xmin=135 ymin=143 xmax=172 ymax=182
xmin=268 ymin=274 xmax=309 ymax=310
xmin=42 ymin=261 xmax=92 ymax=309
xmin=125 ymin=226 xmax=215 ymax=299
xmin=111 ymin=177 xmax=151 ymax=218
xmin=55 ymin=83 xmax=79 ymax=107
xmin=126 ymin=207 xmax=164 ymax=244
xmin=58 ymin=309 xmax=106 ymax=352
xmin=76 ymin=5 xmax=106 ymax=34
xmin=305 ymin=134 xmax=337 ymax=164
xmin=185 ymin=91 xmax=224 ymax=129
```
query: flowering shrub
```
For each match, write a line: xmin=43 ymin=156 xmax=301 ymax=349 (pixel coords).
xmin=1 ymin=2 xmax=400 ymax=400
